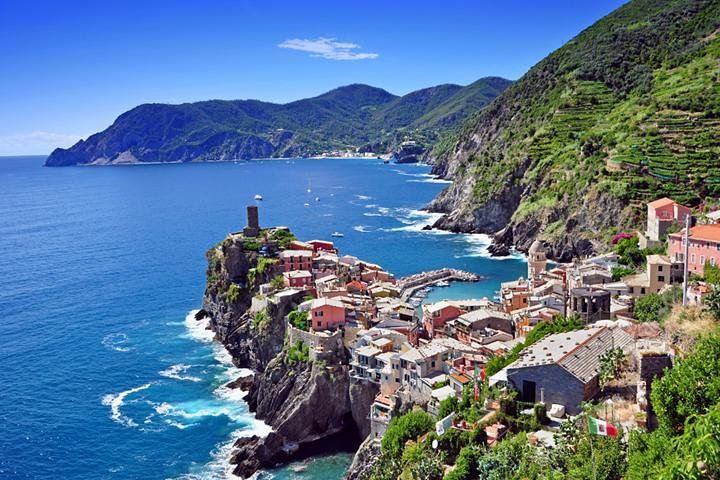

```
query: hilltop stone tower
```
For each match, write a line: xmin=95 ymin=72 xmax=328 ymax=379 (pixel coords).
xmin=243 ymin=205 xmax=260 ymax=237
xmin=528 ymin=239 xmax=547 ymax=280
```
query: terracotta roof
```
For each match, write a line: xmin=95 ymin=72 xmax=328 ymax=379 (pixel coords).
xmin=688 ymin=224 xmax=720 ymax=242
xmin=450 ymin=373 xmax=471 ymax=384
xmin=648 ymin=197 xmax=675 ymax=209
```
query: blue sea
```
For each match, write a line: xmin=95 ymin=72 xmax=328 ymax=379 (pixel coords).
xmin=0 ymin=156 xmax=526 ymax=479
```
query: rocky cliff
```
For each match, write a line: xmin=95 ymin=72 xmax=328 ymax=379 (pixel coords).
xmin=200 ymin=230 xmax=378 ymax=478
xmin=427 ymin=0 xmax=720 ymax=261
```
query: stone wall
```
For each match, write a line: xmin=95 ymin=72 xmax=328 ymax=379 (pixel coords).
xmin=287 ymin=324 xmax=345 ymax=363
xmin=506 ymin=363 xmax=586 ymax=415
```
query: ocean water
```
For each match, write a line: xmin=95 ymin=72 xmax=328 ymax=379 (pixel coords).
xmin=0 ymin=156 xmax=526 ymax=479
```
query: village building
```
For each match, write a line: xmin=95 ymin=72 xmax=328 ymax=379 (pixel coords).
xmin=283 ymin=270 xmax=313 ymax=289
xmin=279 ymin=249 xmax=313 ymax=272
xmin=622 ymin=254 xmax=682 ymax=298
xmin=668 ymin=223 xmax=720 ymax=276
xmin=500 ymin=327 xmax=634 ymax=414
xmin=422 ymin=301 xmax=465 ymax=339
xmin=309 ymin=298 xmax=346 ymax=331
xmin=644 ymin=197 xmax=692 ymax=246
xmin=569 ymin=287 xmax=612 ymax=322
xmin=452 ymin=308 xmax=514 ymax=345
xmin=500 ymin=278 xmax=531 ymax=313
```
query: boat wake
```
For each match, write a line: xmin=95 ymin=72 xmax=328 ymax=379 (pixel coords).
xmin=101 ymin=332 xmax=133 ymax=352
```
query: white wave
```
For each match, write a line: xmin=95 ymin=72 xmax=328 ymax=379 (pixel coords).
xmin=184 ymin=310 xmax=215 ymax=343
xmin=159 ymin=363 xmax=202 ymax=382
xmin=363 ymin=212 xmax=382 ymax=217
xmin=101 ymin=383 xmax=153 ymax=428
xmin=101 ymin=332 xmax=132 ymax=352
xmin=352 ymin=225 xmax=373 ymax=233
xmin=354 ymin=194 xmax=372 ymax=200
xmin=393 ymin=170 xmax=430 ymax=177
xmin=383 ymin=209 xmax=446 ymax=233
xmin=364 ymin=203 xmax=378 ymax=208
xmin=454 ymin=233 xmax=528 ymax=261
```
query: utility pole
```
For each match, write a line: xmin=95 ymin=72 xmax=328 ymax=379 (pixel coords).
xmin=682 ymin=214 xmax=691 ymax=306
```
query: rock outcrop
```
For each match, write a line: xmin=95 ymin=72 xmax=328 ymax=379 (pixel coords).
xmin=200 ymin=230 xmax=377 ymax=478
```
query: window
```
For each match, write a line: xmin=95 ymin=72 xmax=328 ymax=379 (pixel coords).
xmin=691 ymin=254 xmax=696 ymax=264
xmin=658 ymin=265 xmax=663 ymax=272
xmin=317 ymin=321 xmax=321 ymax=327
xmin=629 ymin=287 xmax=634 ymax=294
xmin=658 ymin=276 xmax=665 ymax=282
xmin=641 ymin=288 xmax=646 ymax=294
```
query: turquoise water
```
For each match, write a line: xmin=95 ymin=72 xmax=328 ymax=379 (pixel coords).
xmin=0 ymin=156 xmax=526 ymax=479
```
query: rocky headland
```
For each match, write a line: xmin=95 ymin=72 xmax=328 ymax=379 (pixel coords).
xmin=198 ymin=229 xmax=377 ymax=478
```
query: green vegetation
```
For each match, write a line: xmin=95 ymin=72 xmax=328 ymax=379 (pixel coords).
xmin=47 ymin=79 xmax=511 ymax=166
xmin=226 ymin=283 xmax=241 ymax=304
xmin=253 ymin=310 xmax=268 ymax=329
xmin=243 ymin=240 xmax=260 ymax=251
xmin=611 ymin=265 xmax=635 ymax=281
xmin=702 ymin=262 xmax=720 ymax=285
xmin=256 ymin=257 xmax=278 ymax=274
xmin=269 ymin=229 xmax=296 ymax=249
xmin=270 ymin=275 xmax=285 ymax=290
xmin=381 ymin=409 xmax=435 ymax=458
xmin=598 ymin=347 xmax=625 ymax=389
xmin=288 ymin=309 xmax=309 ymax=331
xmin=286 ymin=339 xmax=310 ymax=363
xmin=433 ymin=0 xmax=720 ymax=245
xmin=633 ymin=285 xmax=681 ymax=323
xmin=246 ymin=269 xmax=257 ymax=290
xmin=627 ymin=329 xmax=720 ymax=478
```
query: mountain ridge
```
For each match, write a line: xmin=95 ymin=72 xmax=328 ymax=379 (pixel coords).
xmin=45 ymin=78 xmax=511 ymax=166
xmin=428 ymin=0 xmax=720 ymax=261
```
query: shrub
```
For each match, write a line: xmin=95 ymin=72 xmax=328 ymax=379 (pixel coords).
xmin=253 ymin=310 xmax=268 ymax=328
xmin=256 ymin=257 xmax=278 ymax=274
xmin=612 ymin=266 xmax=635 ymax=281
xmin=381 ymin=409 xmax=435 ymax=458
xmin=288 ymin=310 xmax=309 ymax=331
xmin=270 ymin=275 xmax=285 ymax=290
xmin=226 ymin=283 xmax=241 ymax=304
xmin=286 ymin=339 xmax=309 ymax=363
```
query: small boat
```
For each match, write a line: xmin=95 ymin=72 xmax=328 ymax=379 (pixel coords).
xmin=303 ymin=202 xmax=310 ymax=207
xmin=383 ymin=159 xmax=389 ymax=164
xmin=331 ymin=232 xmax=344 ymax=238
xmin=435 ymin=280 xmax=450 ymax=287
xmin=315 ymin=197 xmax=320 ymax=202
xmin=254 ymin=194 xmax=263 ymax=201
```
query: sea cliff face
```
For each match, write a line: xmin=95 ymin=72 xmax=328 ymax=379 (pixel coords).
xmin=200 ymin=232 xmax=377 ymax=478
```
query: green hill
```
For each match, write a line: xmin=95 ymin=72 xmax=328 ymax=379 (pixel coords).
xmin=45 ymin=79 xmax=510 ymax=166
xmin=429 ymin=0 xmax=720 ymax=260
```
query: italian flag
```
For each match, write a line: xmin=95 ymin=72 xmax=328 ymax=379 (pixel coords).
xmin=588 ymin=417 xmax=619 ymax=437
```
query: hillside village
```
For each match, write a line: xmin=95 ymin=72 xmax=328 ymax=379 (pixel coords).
xmin=222 ymin=200 xmax=720 ymax=479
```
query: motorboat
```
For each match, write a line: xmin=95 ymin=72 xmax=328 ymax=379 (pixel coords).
xmin=331 ymin=232 xmax=344 ymax=237
xmin=254 ymin=194 xmax=263 ymax=200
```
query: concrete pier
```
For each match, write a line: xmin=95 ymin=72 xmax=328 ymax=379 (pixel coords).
xmin=398 ymin=268 xmax=481 ymax=300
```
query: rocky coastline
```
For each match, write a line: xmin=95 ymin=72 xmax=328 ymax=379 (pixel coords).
xmin=199 ymin=231 xmax=378 ymax=478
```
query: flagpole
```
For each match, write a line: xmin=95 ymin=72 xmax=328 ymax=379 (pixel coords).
xmin=587 ymin=415 xmax=597 ymax=480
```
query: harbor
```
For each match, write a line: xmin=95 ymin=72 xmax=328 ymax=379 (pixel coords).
xmin=398 ymin=268 xmax=481 ymax=302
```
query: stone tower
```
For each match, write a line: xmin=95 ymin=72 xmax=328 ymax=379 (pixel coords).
xmin=528 ymin=239 xmax=547 ymax=280
xmin=243 ymin=205 xmax=260 ymax=237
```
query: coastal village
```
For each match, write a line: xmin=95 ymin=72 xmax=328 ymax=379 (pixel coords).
xmin=222 ymin=198 xmax=720 ymax=478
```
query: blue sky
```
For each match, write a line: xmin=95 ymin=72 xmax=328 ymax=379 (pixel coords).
xmin=0 ymin=0 xmax=627 ymax=155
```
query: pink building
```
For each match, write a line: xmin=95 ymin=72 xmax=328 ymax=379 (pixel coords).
xmin=646 ymin=197 xmax=692 ymax=242
xmin=310 ymin=298 xmax=346 ymax=331
xmin=422 ymin=301 xmax=465 ymax=339
xmin=283 ymin=270 xmax=313 ymax=288
xmin=279 ymin=250 xmax=313 ymax=272
xmin=668 ymin=224 xmax=720 ymax=276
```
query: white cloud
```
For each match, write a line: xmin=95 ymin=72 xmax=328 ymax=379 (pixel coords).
xmin=278 ymin=37 xmax=378 ymax=60
xmin=0 ymin=131 xmax=85 ymax=156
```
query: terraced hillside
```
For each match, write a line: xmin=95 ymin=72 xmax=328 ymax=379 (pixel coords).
xmin=429 ymin=0 xmax=720 ymax=260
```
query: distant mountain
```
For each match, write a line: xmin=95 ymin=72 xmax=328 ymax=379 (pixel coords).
xmin=45 ymin=78 xmax=511 ymax=166
xmin=429 ymin=0 xmax=720 ymax=261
